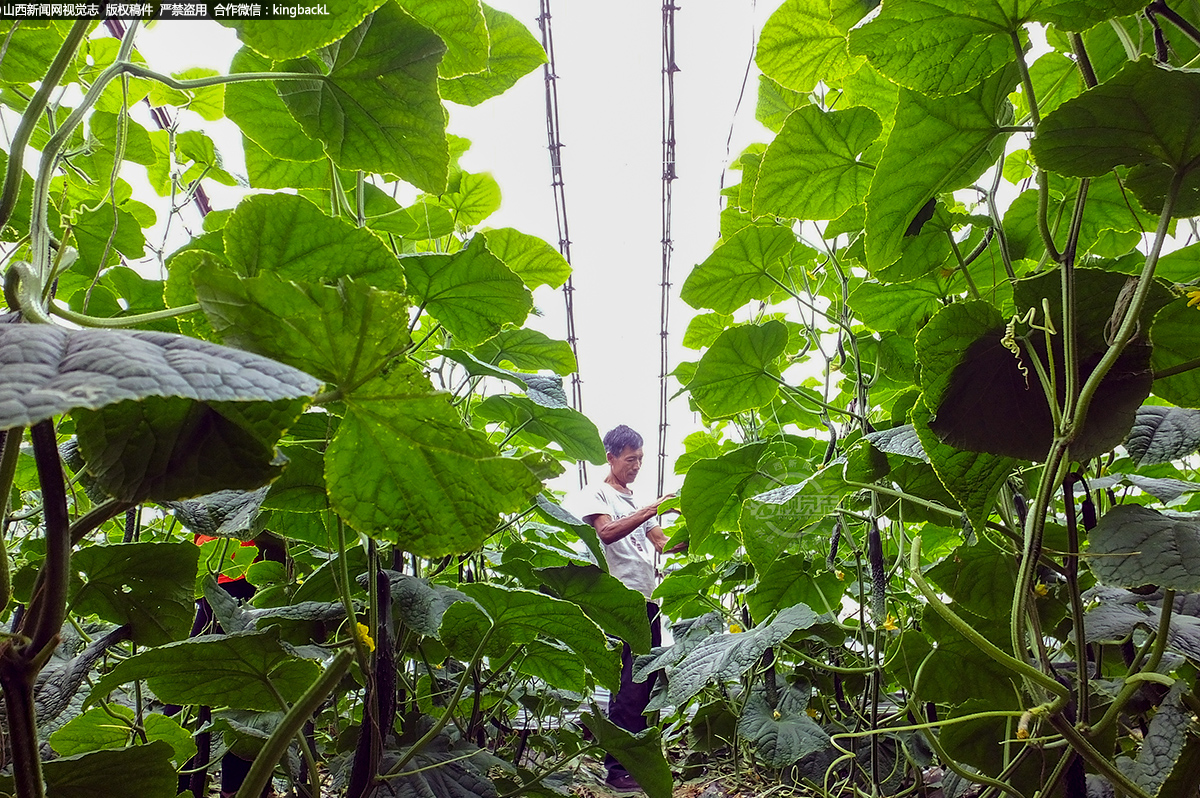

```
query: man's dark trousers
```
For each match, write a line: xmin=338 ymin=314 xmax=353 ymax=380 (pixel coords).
xmin=606 ymin=601 xmax=664 ymax=779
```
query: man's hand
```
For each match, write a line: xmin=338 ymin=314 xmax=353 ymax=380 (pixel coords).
xmin=651 ymin=493 xmax=681 ymax=516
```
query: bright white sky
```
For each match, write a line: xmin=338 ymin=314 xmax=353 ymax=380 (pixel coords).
xmin=130 ymin=0 xmax=786 ymax=496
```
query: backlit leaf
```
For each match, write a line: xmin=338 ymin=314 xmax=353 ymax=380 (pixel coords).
xmin=195 ymin=270 xmax=410 ymax=390
xmin=1032 ymin=59 xmax=1200 ymax=217
xmin=680 ymin=225 xmax=799 ymax=314
xmin=757 ymin=0 xmax=862 ymax=94
xmin=475 ymin=394 xmax=604 ymax=464
xmin=225 ymin=48 xmax=326 ymax=162
xmin=473 ymin=328 xmax=577 ymax=375
xmin=480 ymin=227 xmax=570 ymax=290
xmin=276 ymin=2 xmax=449 ymax=192
xmin=325 ymin=363 xmax=541 ymax=555
xmin=753 ymin=105 xmax=881 ymax=222
xmin=396 ymin=0 xmax=488 ymax=78
xmin=221 ymin=193 xmax=403 ymax=287
xmin=688 ymin=321 xmax=788 ymax=417
xmin=404 ymin=237 xmax=531 ymax=346
xmin=439 ymin=4 xmax=547 ymax=107
xmin=864 ymin=64 xmax=1015 ymax=271
xmin=221 ymin=0 xmax=385 ymax=59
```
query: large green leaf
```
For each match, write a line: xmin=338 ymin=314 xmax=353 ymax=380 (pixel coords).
xmin=86 ymin=630 xmax=321 ymax=711
xmin=71 ymin=205 xmax=146 ymax=277
xmin=756 ymin=75 xmax=810 ymax=133
xmin=475 ymin=394 xmax=604 ymax=464
xmin=1089 ymin=505 xmax=1200 ymax=591
xmin=1003 ymin=174 xmax=1154 ymax=261
xmin=747 ymin=554 xmax=846 ymax=620
xmin=848 ymin=0 xmax=1144 ymax=96
xmin=537 ymin=564 xmax=652 ymax=653
xmin=848 ymin=281 xmax=943 ymax=336
xmin=580 ymin=710 xmax=673 ymax=798
xmin=325 ymin=363 xmax=541 ymax=556
xmin=0 ymin=20 xmax=69 ymax=84
xmin=440 ymin=583 xmax=620 ymax=690
xmin=1032 ymin=59 xmax=1200 ymax=217
xmin=195 ymin=270 xmax=410 ymax=391
xmin=438 ymin=4 xmax=547 ymax=107
xmin=225 ymin=48 xmax=326 ymax=162
xmin=1151 ymin=299 xmax=1200 ymax=408
xmin=221 ymin=0 xmax=384 ymax=59
xmin=738 ymin=693 xmax=831 ymax=768
xmin=756 ymin=0 xmax=863 ymax=94
xmin=438 ymin=171 xmax=502 ymax=228
xmin=480 ymin=227 xmax=571 ymax=290
xmin=396 ymin=0 xmax=488 ymax=78
xmin=680 ymin=443 xmax=768 ymax=544
xmin=926 ymin=540 xmax=1018 ymax=621
xmin=739 ymin=467 xmax=845 ymax=572
xmin=50 ymin=707 xmax=195 ymax=767
xmin=663 ymin=604 xmax=822 ymax=707
xmin=221 ymin=193 xmax=403 ymax=287
xmin=0 ymin=325 xmax=316 ymax=500
xmin=681 ymin=225 xmax=803 ymax=314
xmin=864 ymin=65 xmax=1015 ymax=271
xmin=70 ymin=542 xmax=199 ymax=646
xmin=688 ymin=321 xmax=788 ymax=417
xmin=472 ymin=328 xmax=577 ymax=375
xmin=402 ymin=236 xmax=532 ymax=347
xmin=753 ymin=105 xmax=881 ymax=222
xmin=42 ymin=742 xmax=178 ymax=798
xmin=276 ymin=2 xmax=449 ymax=193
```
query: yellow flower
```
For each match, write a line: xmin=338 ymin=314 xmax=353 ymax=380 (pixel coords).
xmin=1034 ymin=582 xmax=1049 ymax=598
xmin=806 ymin=708 xmax=819 ymax=718
xmin=835 ymin=569 xmax=845 ymax=581
xmin=1188 ymin=288 xmax=1200 ymax=308
xmin=882 ymin=614 xmax=899 ymax=631
xmin=729 ymin=623 xmax=744 ymax=634
xmin=355 ymin=622 xmax=375 ymax=653
xmin=773 ymin=710 xmax=782 ymax=720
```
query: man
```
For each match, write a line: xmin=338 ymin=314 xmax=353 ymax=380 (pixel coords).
xmin=566 ymin=424 xmax=680 ymax=793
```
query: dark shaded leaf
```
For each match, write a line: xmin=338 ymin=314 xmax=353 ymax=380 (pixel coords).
xmin=71 ymin=542 xmax=199 ymax=646
xmin=1126 ymin=406 xmax=1200 ymax=466
xmin=43 ymin=741 xmax=178 ymax=798
xmin=1090 ymin=505 xmax=1200 ymax=591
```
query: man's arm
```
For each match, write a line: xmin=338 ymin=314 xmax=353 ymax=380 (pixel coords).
xmin=586 ymin=495 xmax=672 ymax=545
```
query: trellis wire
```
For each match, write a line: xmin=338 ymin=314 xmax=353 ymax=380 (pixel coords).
xmin=657 ymin=0 xmax=679 ymax=497
xmin=537 ymin=0 xmax=587 ymax=489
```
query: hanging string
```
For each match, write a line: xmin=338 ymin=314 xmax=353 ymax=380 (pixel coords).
xmin=657 ymin=0 xmax=679 ymax=497
xmin=536 ymin=1 xmax=587 ymax=489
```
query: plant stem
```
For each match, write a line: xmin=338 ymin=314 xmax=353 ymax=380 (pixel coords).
xmin=1150 ymin=0 xmax=1200 ymax=46
xmin=23 ymin=421 xmax=70 ymax=656
xmin=0 ymin=19 xmax=89 ymax=231
xmin=1154 ymin=355 xmax=1200 ymax=380
xmin=0 ymin=657 xmax=46 ymax=798
xmin=0 ymin=428 xmax=23 ymax=613
xmin=49 ymin=302 xmax=202 ymax=328
xmin=910 ymin=538 xmax=1068 ymax=699
xmin=235 ymin=650 xmax=352 ymax=798
xmin=1090 ymin=590 xmax=1176 ymax=736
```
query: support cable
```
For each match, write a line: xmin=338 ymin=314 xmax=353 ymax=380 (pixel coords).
xmin=537 ymin=1 xmax=587 ymax=489
xmin=657 ymin=1 xmax=679 ymax=497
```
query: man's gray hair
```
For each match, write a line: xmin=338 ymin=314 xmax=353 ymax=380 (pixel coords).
xmin=603 ymin=425 xmax=643 ymax=457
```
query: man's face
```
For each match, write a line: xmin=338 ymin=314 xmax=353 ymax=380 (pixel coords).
xmin=608 ymin=446 xmax=643 ymax=485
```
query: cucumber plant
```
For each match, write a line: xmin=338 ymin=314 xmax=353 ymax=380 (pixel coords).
xmin=0 ymin=6 xmax=671 ymax=798
xmin=661 ymin=1 xmax=1200 ymax=796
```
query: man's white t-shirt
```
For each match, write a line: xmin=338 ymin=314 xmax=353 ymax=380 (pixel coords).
xmin=566 ymin=482 xmax=658 ymax=599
